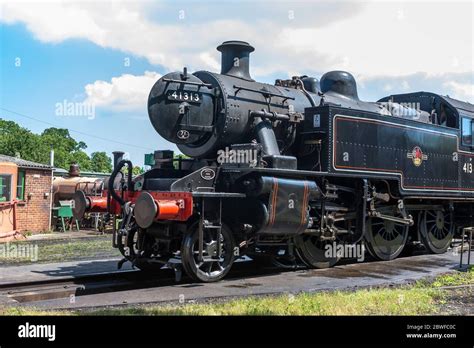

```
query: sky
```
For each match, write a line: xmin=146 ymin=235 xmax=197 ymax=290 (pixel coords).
xmin=0 ymin=0 xmax=473 ymax=167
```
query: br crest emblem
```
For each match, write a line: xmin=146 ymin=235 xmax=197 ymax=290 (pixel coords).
xmin=407 ymin=146 xmax=428 ymax=167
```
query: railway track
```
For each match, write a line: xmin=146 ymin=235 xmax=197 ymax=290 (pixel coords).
xmin=1 ymin=247 xmax=471 ymax=309
xmin=0 ymin=260 xmax=291 ymax=305
xmin=0 ymin=269 xmax=144 ymax=304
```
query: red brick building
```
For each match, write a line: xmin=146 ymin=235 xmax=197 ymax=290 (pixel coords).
xmin=0 ymin=155 xmax=53 ymax=239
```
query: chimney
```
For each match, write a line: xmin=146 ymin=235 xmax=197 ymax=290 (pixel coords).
xmin=217 ymin=40 xmax=254 ymax=81
xmin=69 ymin=163 xmax=80 ymax=177
xmin=50 ymin=148 xmax=55 ymax=167
xmin=112 ymin=151 xmax=125 ymax=169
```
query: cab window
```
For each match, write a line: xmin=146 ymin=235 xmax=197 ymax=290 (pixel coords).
xmin=461 ymin=117 xmax=473 ymax=146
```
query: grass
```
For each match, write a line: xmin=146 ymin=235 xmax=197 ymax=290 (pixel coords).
xmin=0 ymin=235 xmax=120 ymax=265
xmin=22 ymin=230 xmax=52 ymax=237
xmin=1 ymin=307 xmax=68 ymax=316
xmin=1 ymin=267 xmax=472 ymax=316
xmin=431 ymin=269 xmax=474 ymax=287
xmin=87 ymin=288 xmax=441 ymax=316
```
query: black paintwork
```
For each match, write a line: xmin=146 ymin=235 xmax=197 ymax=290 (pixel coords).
xmin=303 ymin=105 xmax=474 ymax=199
xmin=320 ymin=71 xmax=359 ymax=100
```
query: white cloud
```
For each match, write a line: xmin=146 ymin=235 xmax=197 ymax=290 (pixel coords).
xmin=443 ymin=81 xmax=474 ymax=102
xmin=357 ymin=72 xmax=474 ymax=103
xmin=198 ymin=51 xmax=220 ymax=72
xmin=0 ymin=1 xmax=107 ymax=44
xmin=0 ymin=1 xmax=468 ymax=74
xmin=276 ymin=2 xmax=473 ymax=77
xmin=84 ymin=71 xmax=161 ymax=111
xmin=0 ymin=1 xmax=266 ymax=72
xmin=1 ymin=0 xmax=472 ymax=97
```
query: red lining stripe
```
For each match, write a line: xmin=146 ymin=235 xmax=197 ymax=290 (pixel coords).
xmin=333 ymin=116 xmax=474 ymax=192
xmin=300 ymin=182 xmax=308 ymax=228
xmin=268 ymin=178 xmax=278 ymax=228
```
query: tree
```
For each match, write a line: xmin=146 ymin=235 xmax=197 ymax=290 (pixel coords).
xmin=173 ymin=153 xmax=189 ymax=169
xmin=132 ymin=166 xmax=144 ymax=175
xmin=0 ymin=120 xmax=48 ymax=163
xmin=0 ymin=119 xmax=134 ymax=174
xmin=90 ymin=152 xmax=112 ymax=173
xmin=121 ymin=165 xmax=145 ymax=176
xmin=71 ymin=150 xmax=92 ymax=171
xmin=40 ymin=128 xmax=82 ymax=169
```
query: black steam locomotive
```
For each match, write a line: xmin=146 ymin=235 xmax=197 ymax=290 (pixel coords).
xmin=76 ymin=41 xmax=474 ymax=282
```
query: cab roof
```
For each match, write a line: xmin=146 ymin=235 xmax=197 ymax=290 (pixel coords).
xmin=378 ymin=92 xmax=474 ymax=118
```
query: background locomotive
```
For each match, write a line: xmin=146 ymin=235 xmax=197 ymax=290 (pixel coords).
xmin=74 ymin=40 xmax=474 ymax=282
xmin=52 ymin=163 xmax=108 ymax=231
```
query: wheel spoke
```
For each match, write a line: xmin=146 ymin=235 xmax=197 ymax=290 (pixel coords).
xmin=428 ymin=223 xmax=437 ymax=235
xmin=442 ymin=227 xmax=449 ymax=237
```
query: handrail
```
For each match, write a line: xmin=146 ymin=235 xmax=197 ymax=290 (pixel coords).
xmin=459 ymin=227 xmax=473 ymax=270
